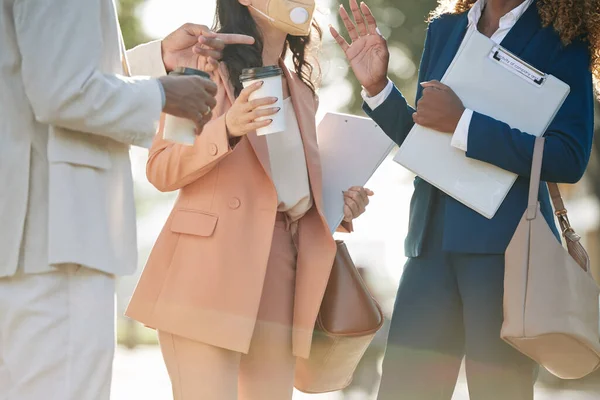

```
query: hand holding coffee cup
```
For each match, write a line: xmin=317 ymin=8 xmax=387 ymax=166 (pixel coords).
xmin=225 ymin=81 xmax=280 ymax=138
xmin=239 ymin=66 xmax=285 ymax=136
xmin=159 ymin=67 xmax=217 ymax=145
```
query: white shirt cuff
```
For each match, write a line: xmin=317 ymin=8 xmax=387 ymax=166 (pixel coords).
xmin=361 ymin=79 xmax=394 ymax=110
xmin=451 ymin=108 xmax=473 ymax=152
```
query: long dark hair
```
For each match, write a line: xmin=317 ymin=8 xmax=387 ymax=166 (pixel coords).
xmin=213 ymin=0 xmax=322 ymax=97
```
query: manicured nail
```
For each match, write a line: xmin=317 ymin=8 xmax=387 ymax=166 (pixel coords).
xmin=276 ymin=107 xmax=281 ymax=112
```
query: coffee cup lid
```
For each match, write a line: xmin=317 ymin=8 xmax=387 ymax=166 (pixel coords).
xmin=240 ymin=65 xmax=283 ymax=82
xmin=170 ymin=67 xmax=210 ymax=78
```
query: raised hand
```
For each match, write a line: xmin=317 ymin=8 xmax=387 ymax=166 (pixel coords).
xmin=330 ymin=0 xmax=390 ymax=96
xmin=162 ymin=23 xmax=255 ymax=73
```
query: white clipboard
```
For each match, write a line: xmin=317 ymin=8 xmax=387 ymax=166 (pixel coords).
xmin=318 ymin=112 xmax=395 ymax=232
xmin=394 ymin=29 xmax=570 ymax=219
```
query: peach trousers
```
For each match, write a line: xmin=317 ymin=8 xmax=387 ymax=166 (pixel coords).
xmin=158 ymin=213 xmax=299 ymax=400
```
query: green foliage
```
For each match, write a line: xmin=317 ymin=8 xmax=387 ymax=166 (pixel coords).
xmin=117 ymin=0 xmax=149 ymax=49
xmin=585 ymin=103 xmax=600 ymax=198
xmin=333 ymin=0 xmax=438 ymax=114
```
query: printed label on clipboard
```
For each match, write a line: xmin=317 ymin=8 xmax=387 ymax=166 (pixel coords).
xmin=489 ymin=47 xmax=546 ymax=86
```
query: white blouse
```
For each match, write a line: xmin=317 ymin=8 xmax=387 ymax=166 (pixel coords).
xmin=265 ymin=97 xmax=313 ymax=222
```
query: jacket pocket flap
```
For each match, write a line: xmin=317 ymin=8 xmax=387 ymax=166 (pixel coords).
xmin=170 ymin=209 xmax=218 ymax=237
xmin=48 ymin=127 xmax=112 ymax=169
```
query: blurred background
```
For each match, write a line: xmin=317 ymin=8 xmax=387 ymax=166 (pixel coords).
xmin=114 ymin=0 xmax=600 ymax=398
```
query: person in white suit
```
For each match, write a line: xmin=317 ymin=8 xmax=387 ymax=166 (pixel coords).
xmin=0 ymin=1 xmax=254 ymax=399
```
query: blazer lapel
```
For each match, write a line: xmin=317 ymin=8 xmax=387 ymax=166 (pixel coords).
xmin=281 ymin=62 xmax=325 ymax=213
xmin=218 ymin=64 xmax=273 ymax=182
xmin=499 ymin=0 xmax=541 ymax=57
xmin=429 ymin=13 xmax=469 ymax=81
xmin=246 ymin=131 xmax=273 ymax=182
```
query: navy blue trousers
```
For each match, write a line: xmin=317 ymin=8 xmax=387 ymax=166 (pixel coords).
xmin=377 ymin=192 xmax=535 ymax=400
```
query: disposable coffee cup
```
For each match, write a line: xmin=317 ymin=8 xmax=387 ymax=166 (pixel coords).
xmin=163 ymin=67 xmax=211 ymax=146
xmin=240 ymin=66 xmax=285 ymax=136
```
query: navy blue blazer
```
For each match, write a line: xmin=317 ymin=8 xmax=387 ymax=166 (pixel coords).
xmin=364 ymin=2 xmax=595 ymax=257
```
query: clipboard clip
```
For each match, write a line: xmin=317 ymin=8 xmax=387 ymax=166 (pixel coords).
xmin=489 ymin=46 xmax=546 ymax=87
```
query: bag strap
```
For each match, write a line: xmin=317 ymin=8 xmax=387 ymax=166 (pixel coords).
xmin=527 ymin=137 xmax=545 ymax=220
xmin=527 ymin=137 xmax=573 ymax=235
xmin=548 ymin=180 xmax=575 ymax=235
xmin=527 ymin=137 xmax=590 ymax=271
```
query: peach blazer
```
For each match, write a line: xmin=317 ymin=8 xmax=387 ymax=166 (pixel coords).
xmin=126 ymin=61 xmax=347 ymax=359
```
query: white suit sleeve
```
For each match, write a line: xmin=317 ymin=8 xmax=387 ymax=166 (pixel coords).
xmin=127 ymin=40 xmax=168 ymax=108
xmin=126 ymin=40 xmax=168 ymax=79
xmin=13 ymin=0 xmax=163 ymax=147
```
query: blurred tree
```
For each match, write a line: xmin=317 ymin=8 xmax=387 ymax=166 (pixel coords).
xmin=333 ymin=0 xmax=438 ymax=114
xmin=117 ymin=0 xmax=149 ymax=49
xmin=586 ymin=105 xmax=600 ymax=198
xmin=584 ymin=104 xmax=600 ymax=281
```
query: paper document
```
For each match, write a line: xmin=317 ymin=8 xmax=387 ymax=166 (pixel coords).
xmin=394 ymin=29 xmax=570 ymax=219
xmin=318 ymin=112 xmax=395 ymax=232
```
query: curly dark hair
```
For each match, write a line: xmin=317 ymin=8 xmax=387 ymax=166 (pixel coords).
xmin=213 ymin=0 xmax=322 ymax=97
xmin=430 ymin=0 xmax=600 ymax=94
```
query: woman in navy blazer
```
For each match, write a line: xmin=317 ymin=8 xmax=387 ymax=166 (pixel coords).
xmin=333 ymin=0 xmax=599 ymax=398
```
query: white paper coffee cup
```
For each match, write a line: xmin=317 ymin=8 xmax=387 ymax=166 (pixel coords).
xmin=163 ymin=67 xmax=212 ymax=146
xmin=163 ymin=115 xmax=197 ymax=146
xmin=240 ymin=66 xmax=285 ymax=136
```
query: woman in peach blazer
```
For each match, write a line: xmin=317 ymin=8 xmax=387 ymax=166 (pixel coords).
xmin=126 ymin=0 xmax=372 ymax=399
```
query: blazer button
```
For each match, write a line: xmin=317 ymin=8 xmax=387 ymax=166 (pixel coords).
xmin=229 ymin=197 xmax=241 ymax=210
xmin=209 ymin=143 xmax=218 ymax=156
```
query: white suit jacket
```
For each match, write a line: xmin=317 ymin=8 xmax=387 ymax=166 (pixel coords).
xmin=0 ymin=0 xmax=168 ymax=277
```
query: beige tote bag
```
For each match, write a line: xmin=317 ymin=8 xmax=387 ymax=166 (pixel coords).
xmin=502 ymin=136 xmax=600 ymax=379
xmin=294 ymin=241 xmax=384 ymax=394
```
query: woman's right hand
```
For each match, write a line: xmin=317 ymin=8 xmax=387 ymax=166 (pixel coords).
xmin=225 ymin=81 xmax=280 ymax=138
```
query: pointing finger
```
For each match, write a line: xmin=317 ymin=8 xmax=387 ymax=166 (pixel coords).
xmin=214 ymin=33 xmax=256 ymax=45
xmin=198 ymin=36 xmax=225 ymax=51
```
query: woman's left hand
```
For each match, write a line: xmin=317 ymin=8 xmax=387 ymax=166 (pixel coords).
xmin=413 ymin=81 xmax=465 ymax=133
xmin=343 ymin=186 xmax=374 ymax=222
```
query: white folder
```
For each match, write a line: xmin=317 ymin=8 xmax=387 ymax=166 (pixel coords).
xmin=393 ymin=29 xmax=570 ymax=219
xmin=318 ymin=112 xmax=395 ymax=232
